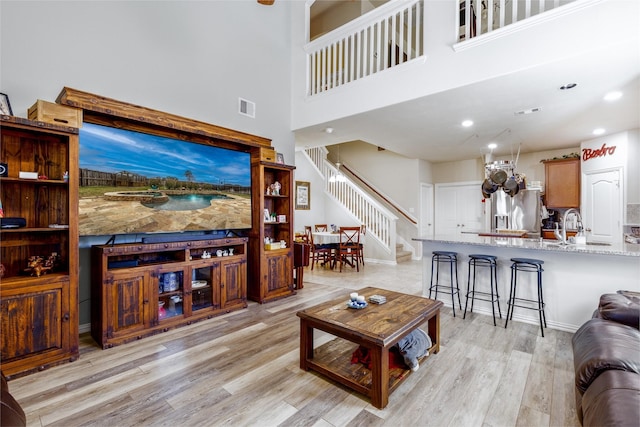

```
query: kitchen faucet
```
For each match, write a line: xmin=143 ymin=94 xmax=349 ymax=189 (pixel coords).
xmin=554 ymin=208 xmax=583 ymax=244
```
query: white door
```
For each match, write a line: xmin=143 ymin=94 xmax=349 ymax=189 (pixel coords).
xmin=435 ymin=185 xmax=459 ymax=235
xmin=583 ymin=169 xmax=622 ymax=244
xmin=435 ymin=182 xmax=483 ymax=235
xmin=420 ymin=183 xmax=434 ymax=237
xmin=457 ymin=185 xmax=485 ymax=232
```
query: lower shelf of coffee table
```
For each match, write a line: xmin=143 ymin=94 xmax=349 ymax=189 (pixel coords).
xmin=309 ymin=338 xmax=431 ymax=397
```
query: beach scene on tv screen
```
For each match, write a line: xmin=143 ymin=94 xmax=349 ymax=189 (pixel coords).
xmin=78 ymin=122 xmax=252 ymax=236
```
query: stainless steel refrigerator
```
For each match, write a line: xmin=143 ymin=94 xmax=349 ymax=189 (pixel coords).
xmin=491 ymin=189 xmax=542 ymax=237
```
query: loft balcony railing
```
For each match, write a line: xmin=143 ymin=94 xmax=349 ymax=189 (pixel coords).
xmin=457 ymin=0 xmax=578 ymax=43
xmin=305 ymin=0 xmax=582 ymax=95
xmin=305 ymin=0 xmax=426 ymax=97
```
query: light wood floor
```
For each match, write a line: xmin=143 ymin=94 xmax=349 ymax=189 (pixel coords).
xmin=8 ymin=261 xmax=580 ymax=427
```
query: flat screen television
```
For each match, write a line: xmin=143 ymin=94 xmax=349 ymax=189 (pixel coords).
xmin=78 ymin=122 xmax=252 ymax=237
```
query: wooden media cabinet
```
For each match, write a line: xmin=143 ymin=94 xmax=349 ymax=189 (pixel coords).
xmin=91 ymin=237 xmax=248 ymax=348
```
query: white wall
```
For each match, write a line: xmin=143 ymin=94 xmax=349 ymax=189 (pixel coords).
xmin=1 ymin=1 xmax=294 ymax=327
xmin=330 ymin=141 xmax=421 ymax=214
xmin=293 ymin=150 xmax=328 ymax=234
xmin=0 ymin=1 xmax=294 ymax=159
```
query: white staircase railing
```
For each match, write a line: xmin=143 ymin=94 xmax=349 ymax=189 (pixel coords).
xmin=304 ymin=146 xmax=397 ymax=253
xmin=305 ymin=0 xmax=426 ymax=97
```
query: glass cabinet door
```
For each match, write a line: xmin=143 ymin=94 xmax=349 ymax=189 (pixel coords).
xmin=191 ymin=264 xmax=220 ymax=312
xmin=158 ymin=270 xmax=184 ymax=320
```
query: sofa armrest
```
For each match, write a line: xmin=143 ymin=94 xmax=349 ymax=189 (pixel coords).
xmin=572 ymin=318 xmax=640 ymax=394
xmin=581 ymin=370 xmax=640 ymax=427
xmin=596 ymin=293 xmax=640 ymax=329
xmin=1 ymin=372 xmax=26 ymax=427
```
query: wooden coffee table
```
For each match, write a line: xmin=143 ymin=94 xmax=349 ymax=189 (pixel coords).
xmin=297 ymin=287 xmax=443 ymax=409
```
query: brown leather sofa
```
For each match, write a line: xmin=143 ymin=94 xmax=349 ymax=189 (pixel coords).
xmin=1 ymin=372 xmax=26 ymax=427
xmin=572 ymin=291 xmax=640 ymax=427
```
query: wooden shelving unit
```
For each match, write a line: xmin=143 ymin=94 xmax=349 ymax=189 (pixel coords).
xmin=0 ymin=116 xmax=79 ymax=378
xmin=247 ymin=160 xmax=295 ymax=303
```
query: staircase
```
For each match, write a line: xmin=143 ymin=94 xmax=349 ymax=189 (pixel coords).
xmin=303 ymin=146 xmax=398 ymax=262
xmin=396 ymin=243 xmax=412 ymax=263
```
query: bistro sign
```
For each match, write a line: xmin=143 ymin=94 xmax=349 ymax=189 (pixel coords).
xmin=582 ymin=143 xmax=617 ymax=161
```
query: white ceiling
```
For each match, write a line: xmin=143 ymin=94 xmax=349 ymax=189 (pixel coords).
xmin=295 ymin=4 xmax=640 ymax=163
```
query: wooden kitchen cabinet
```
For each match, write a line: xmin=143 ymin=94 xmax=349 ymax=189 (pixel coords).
xmin=0 ymin=116 xmax=79 ymax=378
xmin=544 ymin=158 xmax=580 ymax=208
xmin=247 ymin=161 xmax=295 ymax=303
xmin=91 ymin=238 xmax=247 ymax=348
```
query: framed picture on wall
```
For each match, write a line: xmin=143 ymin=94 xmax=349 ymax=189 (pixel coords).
xmin=295 ymin=181 xmax=310 ymax=210
xmin=0 ymin=93 xmax=13 ymax=116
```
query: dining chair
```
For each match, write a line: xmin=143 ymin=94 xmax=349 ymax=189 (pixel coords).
xmin=357 ymin=224 xmax=366 ymax=266
xmin=314 ymin=224 xmax=328 ymax=232
xmin=337 ymin=226 xmax=361 ymax=272
xmin=307 ymin=226 xmax=334 ymax=270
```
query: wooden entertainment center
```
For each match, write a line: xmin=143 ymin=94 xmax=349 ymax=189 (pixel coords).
xmin=91 ymin=237 xmax=248 ymax=348
xmin=1 ymin=87 xmax=296 ymax=374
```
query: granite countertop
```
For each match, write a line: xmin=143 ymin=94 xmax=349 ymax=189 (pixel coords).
xmin=413 ymin=234 xmax=640 ymax=257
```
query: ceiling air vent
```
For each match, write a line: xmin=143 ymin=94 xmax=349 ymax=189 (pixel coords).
xmin=238 ymin=98 xmax=255 ymax=118
xmin=514 ymin=107 xmax=541 ymax=116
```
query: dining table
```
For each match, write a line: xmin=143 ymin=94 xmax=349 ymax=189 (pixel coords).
xmin=312 ymin=231 xmax=341 ymax=245
xmin=312 ymin=230 xmax=364 ymax=270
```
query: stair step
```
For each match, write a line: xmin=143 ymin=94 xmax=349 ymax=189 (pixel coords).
xmin=396 ymin=250 xmax=412 ymax=263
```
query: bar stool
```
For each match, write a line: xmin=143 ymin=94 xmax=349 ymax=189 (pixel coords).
xmin=429 ymin=251 xmax=462 ymax=317
xmin=505 ymin=257 xmax=546 ymax=337
xmin=463 ymin=254 xmax=502 ymax=326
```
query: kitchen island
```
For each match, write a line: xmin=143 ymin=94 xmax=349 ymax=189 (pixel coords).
xmin=413 ymin=235 xmax=640 ymax=332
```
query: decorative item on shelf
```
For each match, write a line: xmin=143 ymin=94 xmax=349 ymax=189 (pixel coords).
xmin=539 ymin=153 xmax=580 ymax=162
xmin=24 ymin=252 xmax=60 ymax=277
xmin=27 ymin=99 xmax=82 ymax=128
xmin=163 ymin=272 xmax=178 ymax=291
xmin=272 ymin=181 xmax=281 ymax=196
xmin=0 ymin=93 xmax=13 ymax=115
xmin=216 ymin=249 xmax=223 ymax=257
xmin=0 ymin=162 xmax=7 ymax=177
xmin=228 ymin=248 xmax=234 ymax=255
xmin=276 ymin=153 xmax=285 ymax=164
xmin=158 ymin=301 xmax=166 ymax=319
xmin=202 ymin=250 xmax=211 ymax=259
xmin=263 ymin=208 xmax=271 ymax=222
xmin=19 ymin=171 xmax=38 ymax=180
xmin=277 ymin=214 xmax=286 ymax=223
xmin=271 ymin=212 xmax=277 ymax=223
xmin=192 ymin=280 xmax=207 ymax=289
xmin=63 ymin=171 xmax=69 ymax=182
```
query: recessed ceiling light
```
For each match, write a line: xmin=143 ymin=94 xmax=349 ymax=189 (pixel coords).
xmin=604 ymin=91 xmax=622 ymax=101
xmin=462 ymin=120 xmax=473 ymax=127
xmin=560 ymin=83 xmax=577 ymax=90
xmin=487 ymin=143 xmax=497 ymax=149
xmin=593 ymin=128 xmax=605 ymax=135
xmin=324 ymin=127 xmax=334 ymax=134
